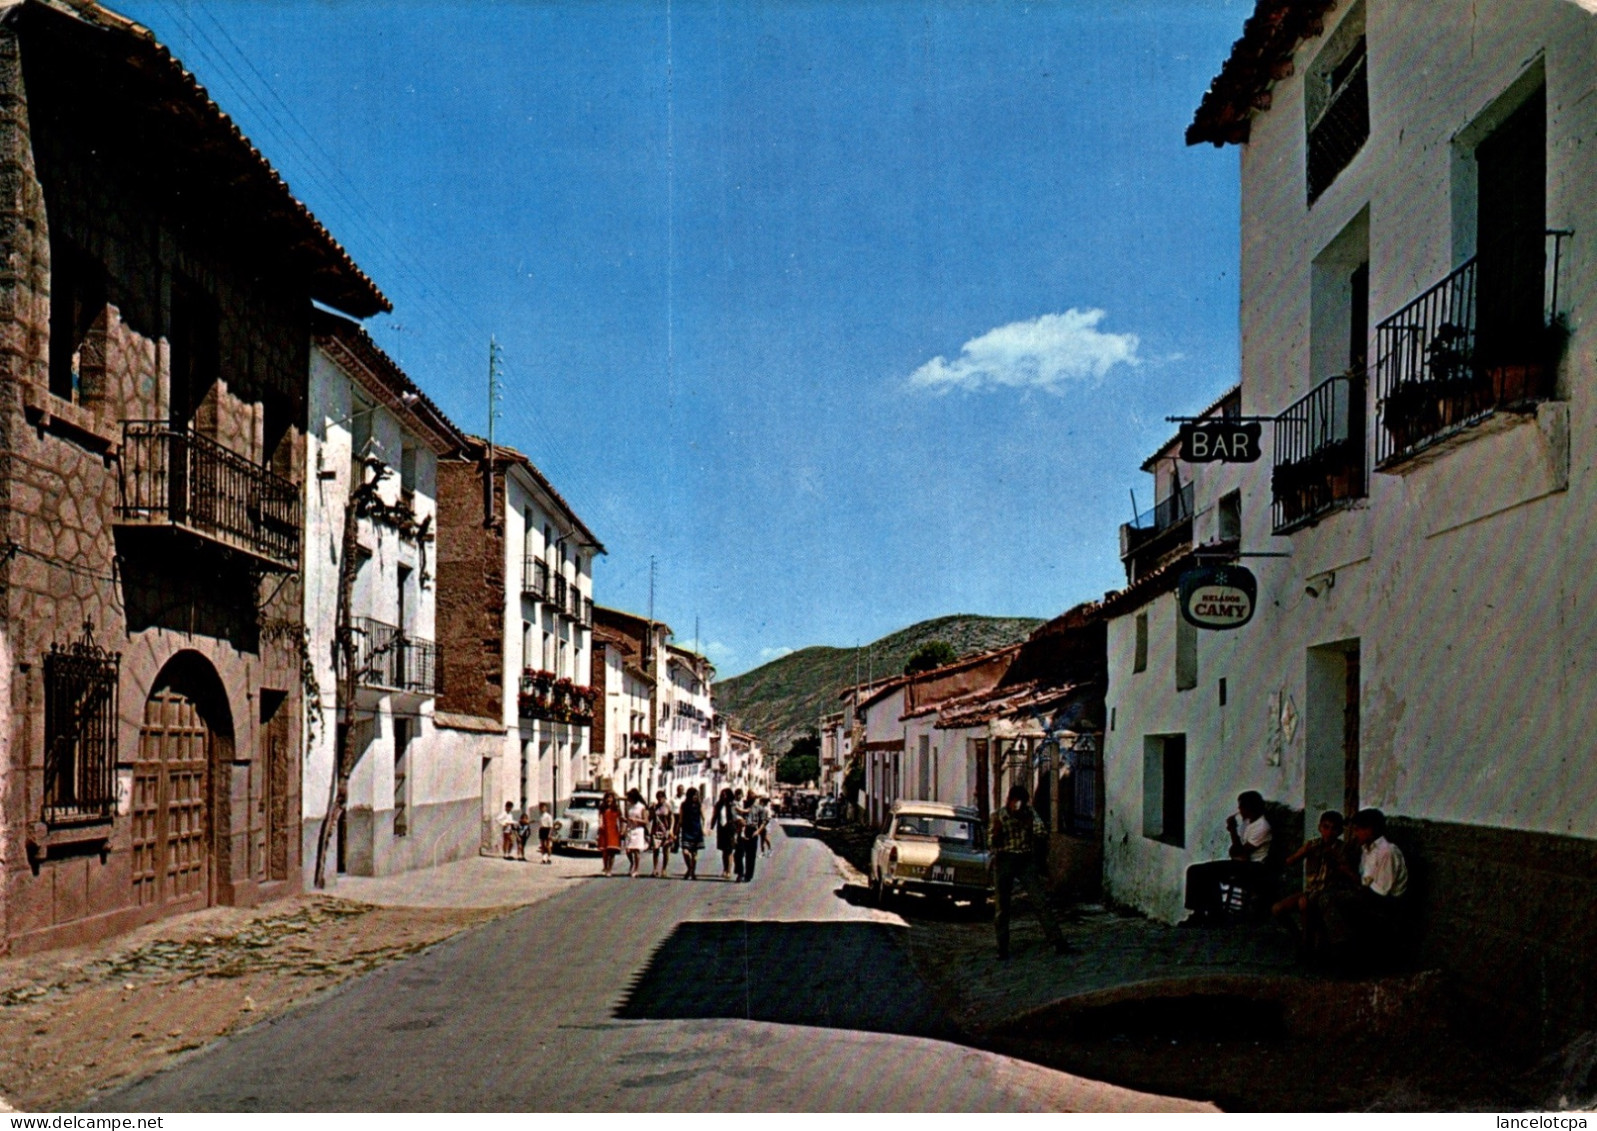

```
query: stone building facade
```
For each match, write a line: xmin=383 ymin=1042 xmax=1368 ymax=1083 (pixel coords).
xmin=0 ymin=0 xmax=385 ymax=950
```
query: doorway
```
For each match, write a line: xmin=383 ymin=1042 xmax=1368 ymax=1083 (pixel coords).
xmin=131 ymin=655 xmax=232 ymax=910
xmin=1305 ymin=641 xmax=1361 ymax=821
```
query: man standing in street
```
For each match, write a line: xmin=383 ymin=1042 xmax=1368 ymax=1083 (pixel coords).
xmin=990 ymin=784 xmax=1067 ymax=959
xmin=736 ymin=794 xmax=769 ymax=882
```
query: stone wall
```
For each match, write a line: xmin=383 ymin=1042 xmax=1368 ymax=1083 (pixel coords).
xmin=0 ymin=24 xmax=308 ymax=953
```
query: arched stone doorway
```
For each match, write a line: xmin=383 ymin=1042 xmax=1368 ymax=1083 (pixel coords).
xmin=130 ymin=652 xmax=234 ymax=910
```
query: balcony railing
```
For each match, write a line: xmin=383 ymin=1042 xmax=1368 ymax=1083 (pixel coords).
xmin=1128 ymin=481 xmax=1193 ymax=534
xmin=518 ymin=671 xmax=595 ymax=726
xmin=352 ymin=617 xmax=440 ymax=695
xmin=578 ymin=597 xmax=593 ymax=628
xmin=1375 ymin=231 xmax=1569 ymax=466
xmin=552 ymin=574 xmax=568 ymax=615
xmin=118 ymin=421 xmax=300 ymax=568
xmin=522 ymin=558 xmax=549 ymax=600
xmin=1272 ymin=370 xmax=1367 ymax=532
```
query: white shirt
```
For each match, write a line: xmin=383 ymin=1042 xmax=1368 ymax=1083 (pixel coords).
xmin=499 ymin=811 xmax=518 ymax=831
xmin=1361 ymin=836 xmax=1408 ymax=897
xmin=1237 ymin=814 xmax=1272 ymax=862
xmin=539 ymin=812 xmax=553 ymax=831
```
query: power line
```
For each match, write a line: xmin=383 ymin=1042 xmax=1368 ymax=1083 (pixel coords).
xmin=154 ymin=5 xmax=597 ymax=513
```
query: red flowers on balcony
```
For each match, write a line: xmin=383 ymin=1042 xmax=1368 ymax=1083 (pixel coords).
xmin=518 ymin=670 xmax=596 ymax=725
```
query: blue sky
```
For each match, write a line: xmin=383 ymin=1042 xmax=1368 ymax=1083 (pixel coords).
xmin=120 ymin=0 xmax=1247 ymax=676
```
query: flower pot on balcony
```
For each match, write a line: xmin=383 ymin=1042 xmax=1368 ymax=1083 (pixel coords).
xmin=1488 ymin=363 xmax=1548 ymax=406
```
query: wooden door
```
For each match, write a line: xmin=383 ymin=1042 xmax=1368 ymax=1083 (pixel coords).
xmin=131 ymin=689 xmax=210 ymax=907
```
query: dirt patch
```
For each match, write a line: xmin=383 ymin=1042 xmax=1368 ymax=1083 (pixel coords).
xmin=0 ymin=896 xmax=509 ymax=1112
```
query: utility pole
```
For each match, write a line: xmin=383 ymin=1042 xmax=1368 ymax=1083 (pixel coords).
xmin=483 ymin=338 xmax=503 ymax=527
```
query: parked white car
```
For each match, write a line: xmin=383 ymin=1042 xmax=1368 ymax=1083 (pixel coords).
xmin=869 ymin=800 xmax=989 ymax=907
xmin=555 ymin=791 xmax=606 ymax=852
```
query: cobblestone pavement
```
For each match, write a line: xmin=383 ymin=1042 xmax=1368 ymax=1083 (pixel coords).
xmin=0 ymin=852 xmax=598 ymax=1111
xmin=94 ymin=823 xmax=1209 ymax=1112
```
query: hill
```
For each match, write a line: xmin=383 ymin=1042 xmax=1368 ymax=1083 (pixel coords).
xmin=716 ymin=614 xmax=1046 ymax=758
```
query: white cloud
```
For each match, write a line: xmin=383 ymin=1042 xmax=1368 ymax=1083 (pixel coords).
xmin=906 ymin=309 xmax=1141 ymax=395
xmin=703 ymin=641 xmax=736 ymax=664
xmin=758 ymin=646 xmax=795 ymax=662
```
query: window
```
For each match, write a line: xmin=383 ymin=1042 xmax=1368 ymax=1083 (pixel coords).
xmin=1133 ymin=613 xmax=1149 ymax=673
xmin=1305 ymin=6 xmax=1368 ymax=203
xmin=1142 ymin=734 xmax=1186 ymax=847
xmin=1175 ymin=610 xmax=1198 ymax=692
xmin=49 ymin=238 xmax=107 ymax=403
xmin=44 ymin=629 xmax=120 ymax=822
xmin=400 ymin=443 xmax=418 ymax=498
xmin=1218 ymin=491 xmax=1242 ymax=543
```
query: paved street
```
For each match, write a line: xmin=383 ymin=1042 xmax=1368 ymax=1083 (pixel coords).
xmin=96 ymin=824 xmax=1207 ymax=1112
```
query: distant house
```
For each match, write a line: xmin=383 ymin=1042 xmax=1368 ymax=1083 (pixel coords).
xmin=0 ymin=0 xmax=385 ymax=949
xmin=435 ymin=441 xmax=602 ymax=846
xmin=591 ymin=606 xmax=670 ymax=797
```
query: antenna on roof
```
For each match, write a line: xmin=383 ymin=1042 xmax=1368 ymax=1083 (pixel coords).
xmin=487 ymin=336 xmax=503 ymax=458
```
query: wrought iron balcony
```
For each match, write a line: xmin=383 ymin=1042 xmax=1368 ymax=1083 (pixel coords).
xmin=517 ymin=671 xmax=595 ymax=725
xmin=1375 ymin=231 xmax=1569 ymax=467
xmin=552 ymin=574 xmax=568 ymax=614
xmin=578 ymin=596 xmax=593 ymax=628
xmin=1119 ymin=480 xmax=1192 ymax=565
xmin=1272 ymin=370 xmax=1367 ymax=532
xmin=522 ymin=557 xmax=549 ymax=600
xmin=352 ymin=617 xmax=440 ymax=696
xmin=118 ymin=421 xmax=300 ymax=569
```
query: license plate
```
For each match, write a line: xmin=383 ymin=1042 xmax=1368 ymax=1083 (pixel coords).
xmin=929 ymin=865 xmax=954 ymax=882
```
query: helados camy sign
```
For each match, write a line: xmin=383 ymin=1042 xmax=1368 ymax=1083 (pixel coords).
xmin=1178 ymin=564 xmax=1257 ymax=630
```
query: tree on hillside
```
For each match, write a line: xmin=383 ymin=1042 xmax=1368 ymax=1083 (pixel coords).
xmin=904 ymin=639 xmax=958 ymax=675
xmin=777 ymin=730 xmax=820 ymax=785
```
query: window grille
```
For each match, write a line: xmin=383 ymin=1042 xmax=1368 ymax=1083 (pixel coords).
xmin=44 ymin=623 xmax=120 ymax=823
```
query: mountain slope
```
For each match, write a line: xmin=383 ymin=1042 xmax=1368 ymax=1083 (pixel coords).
xmin=716 ymin=614 xmax=1045 ymax=758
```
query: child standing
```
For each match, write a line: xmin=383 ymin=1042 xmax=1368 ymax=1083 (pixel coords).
xmin=499 ymin=800 xmax=518 ymax=860
xmin=538 ymin=802 xmax=558 ymax=864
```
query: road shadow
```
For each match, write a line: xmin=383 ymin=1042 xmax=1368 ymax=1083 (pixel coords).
xmin=615 ymin=920 xmax=961 ymax=1042
xmin=832 ymin=879 xmax=992 ymax=923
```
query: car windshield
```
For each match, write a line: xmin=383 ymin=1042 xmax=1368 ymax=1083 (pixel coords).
xmin=894 ymin=815 xmax=978 ymax=844
xmin=566 ymin=798 xmax=599 ymax=810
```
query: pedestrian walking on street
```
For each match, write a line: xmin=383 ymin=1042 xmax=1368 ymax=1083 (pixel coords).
xmin=712 ymin=788 xmax=738 ymax=879
xmin=990 ymin=784 xmax=1067 ymax=959
xmin=538 ymin=801 xmax=558 ymax=864
xmin=735 ymin=794 xmax=768 ymax=882
xmin=499 ymin=801 xmax=518 ymax=860
xmin=650 ymin=790 xmax=675 ymax=878
xmin=597 ymin=791 xmax=623 ymax=876
xmin=624 ymin=788 xmax=649 ymax=878
xmin=760 ymin=799 xmax=774 ymax=858
xmin=679 ymin=787 xmax=706 ymax=880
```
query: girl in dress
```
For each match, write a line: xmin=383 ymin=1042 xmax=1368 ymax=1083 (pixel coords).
xmin=624 ymin=788 xmax=650 ymax=878
xmin=711 ymin=788 xmax=737 ymax=879
xmin=596 ymin=791 xmax=623 ymax=876
xmin=678 ymin=787 xmax=706 ymax=880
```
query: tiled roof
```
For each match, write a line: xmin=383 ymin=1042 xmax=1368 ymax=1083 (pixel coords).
xmin=23 ymin=0 xmax=389 ymax=316
xmin=311 ymin=310 xmax=469 ymax=456
xmin=461 ymin=437 xmax=605 ymax=554
xmin=1186 ymin=0 xmax=1339 ymax=147
xmin=1098 ymin=540 xmax=1240 ymax=620
xmin=934 ymin=680 xmax=1103 ymax=730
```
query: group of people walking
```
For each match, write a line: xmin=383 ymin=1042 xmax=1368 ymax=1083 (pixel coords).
xmin=590 ymin=786 xmax=774 ymax=881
